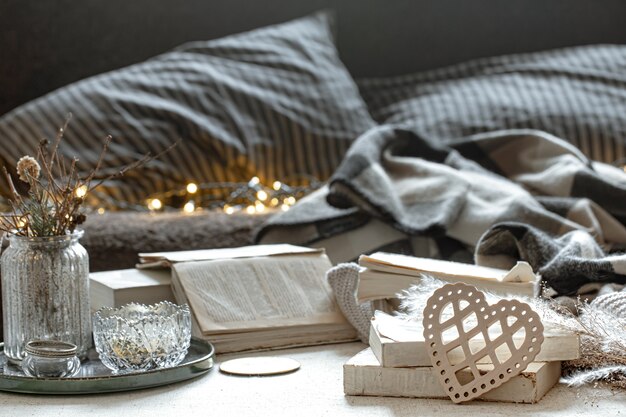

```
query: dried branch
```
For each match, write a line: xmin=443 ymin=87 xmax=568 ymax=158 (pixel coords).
xmin=82 ymin=135 xmax=111 ymax=188
xmin=3 ymin=166 xmax=22 ymax=204
xmin=50 ymin=114 xmax=72 ymax=177
xmin=0 ymin=117 xmax=174 ymax=237
xmin=86 ymin=139 xmax=180 ymax=191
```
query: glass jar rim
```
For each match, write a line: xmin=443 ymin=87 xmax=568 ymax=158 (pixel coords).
xmin=25 ymin=340 xmax=78 ymax=358
xmin=7 ymin=229 xmax=84 ymax=243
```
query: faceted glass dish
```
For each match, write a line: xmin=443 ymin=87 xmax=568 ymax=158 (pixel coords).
xmin=93 ymin=301 xmax=191 ymax=373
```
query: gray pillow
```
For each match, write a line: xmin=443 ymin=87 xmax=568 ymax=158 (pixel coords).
xmin=358 ymin=45 xmax=626 ymax=164
xmin=0 ymin=11 xmax=375 ymax=205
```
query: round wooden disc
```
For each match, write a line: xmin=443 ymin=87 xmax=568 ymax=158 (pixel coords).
xmin=219 ymin=357 xmax=301 ymax=376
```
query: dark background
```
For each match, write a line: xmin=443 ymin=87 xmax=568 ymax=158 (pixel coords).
xmin=1 ymin=0 xmax=626 ymax=116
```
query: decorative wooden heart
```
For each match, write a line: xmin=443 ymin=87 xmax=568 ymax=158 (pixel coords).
xmin=422 ymin=282 xmax=543 ymax=403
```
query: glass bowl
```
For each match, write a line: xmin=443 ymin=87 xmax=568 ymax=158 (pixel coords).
xmin=93 ymin=301 xmax=192 ymax=373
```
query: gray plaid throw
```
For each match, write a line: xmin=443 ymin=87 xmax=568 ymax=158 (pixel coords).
xmin=257 ymin=126 xmax=626 ymax=295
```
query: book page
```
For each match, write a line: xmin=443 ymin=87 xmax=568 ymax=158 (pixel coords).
xmin=139 ymin=244 xmax=322 ymax=266
xmin=172 ymin=254 xmax=347 ymax=334
xmin=360 ymin=253 xmax=537 ymax=283
xmin=373 ymin=311 xmax=422 ymax=342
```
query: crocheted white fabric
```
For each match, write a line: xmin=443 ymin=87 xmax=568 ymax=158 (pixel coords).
xmin=591 ymin=291 xmax=626 ymax=317
xmin=326 ymin=262 xmax=372 ymax=343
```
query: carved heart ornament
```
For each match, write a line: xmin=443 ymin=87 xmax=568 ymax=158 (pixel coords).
xmin=422 ymin=282 xmax=544 ymax=403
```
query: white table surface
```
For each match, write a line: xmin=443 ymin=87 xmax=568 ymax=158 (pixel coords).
xmin=0 ymin=342 xmax=624 ymax=416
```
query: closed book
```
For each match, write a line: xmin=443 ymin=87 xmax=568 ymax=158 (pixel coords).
xmin=357 ymin=252 xmax=539 ymax=302
xmin=369 ymin=312 xmax=580 ymax=368
xmin=89 ymin=268 xmax=175 ymax=312
xmin=343 ymin=348 xmax=561 ymax=404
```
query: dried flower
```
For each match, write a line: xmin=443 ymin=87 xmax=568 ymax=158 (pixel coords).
xmin=1 ymin=115 xmax=175 ymax=237
xmin=16 ymin=155 xmax=41 ymax=183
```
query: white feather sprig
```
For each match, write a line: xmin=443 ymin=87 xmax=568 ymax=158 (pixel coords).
xmin=397 ymin=274 xmax=583 ymax=329
xmin=562 ymin=366 xmax=626 ymax=387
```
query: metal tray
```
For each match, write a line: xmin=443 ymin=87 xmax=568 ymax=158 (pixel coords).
xmin=0 ymin=338 xmax=214 ymax=394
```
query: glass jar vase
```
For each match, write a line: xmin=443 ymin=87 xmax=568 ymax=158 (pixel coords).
xmin=1 ymin=230 xmax=91 ymax=364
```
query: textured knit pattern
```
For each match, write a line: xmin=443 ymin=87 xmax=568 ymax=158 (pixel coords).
xmin=476 ymin=224 xmax=626 ymax=296
xmin=590 ymin=292 xmax=626 ymax=317
xmin=326 ymin=263 xmax=372 ymax=342
xmin=259 ymin=127 xmax=626 ymax=296
xmin=358 ymin=45 xmax=626 ymax=164
xmin=0 ymin=12 xmax=374 ymax=205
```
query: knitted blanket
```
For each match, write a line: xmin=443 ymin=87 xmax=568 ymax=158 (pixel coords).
xmin=258 ymin=126 xmax=626 ymax=296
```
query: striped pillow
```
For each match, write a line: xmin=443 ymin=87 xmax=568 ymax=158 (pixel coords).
xmin=0 ymin=11 xmax=375 ymax=206
xmin=357 ymin=45 xmax=626 ymax=164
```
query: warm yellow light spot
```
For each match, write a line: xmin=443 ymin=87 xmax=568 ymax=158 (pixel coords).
xmin=183 ymin=201 xmax=195 ymax=213
xmin=255 ymin=201 xmax=266 ymax=213
xmin=256 ymin=190 xmax=268 ymax=201
xmin=270 ymin=197 xmax=279 ymax=206
xmin=272 ymin=181 xmax=282 ymax=191
xmin=250 ymin=176 xmax=260 ymax=185
xmin=97 ymin=208 xmax=106 ymax=215
xmin=17 ymin=219 xmax=27 ymax=228
xmin=75 ymin=185 xmax=88 ymax=198
xmin=623 ymin=165 xmax=626 ymax=173
xmin=286 ymin=196 xmax=296 ymax=205
xmin=246 ymin=205 xmax=256 ymax=215
xmin=186 ymin=183 xmax=198 ymax=194
xmin=148 ymin=198 xmax=162 ymax=210
xmin=281 ymin=204 xmax=290 ymax=212
xmin=224 ymin=205 xmax=235 ymax=215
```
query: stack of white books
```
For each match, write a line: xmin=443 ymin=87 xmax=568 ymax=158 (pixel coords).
xmin=343 ymin=311 xmax=580 ymax=403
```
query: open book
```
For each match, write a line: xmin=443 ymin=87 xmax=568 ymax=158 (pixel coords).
xmin=139 ymin=245 xmax=357 ymax=353
xmin=357 ymin=252 xmax=540 ymax=302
